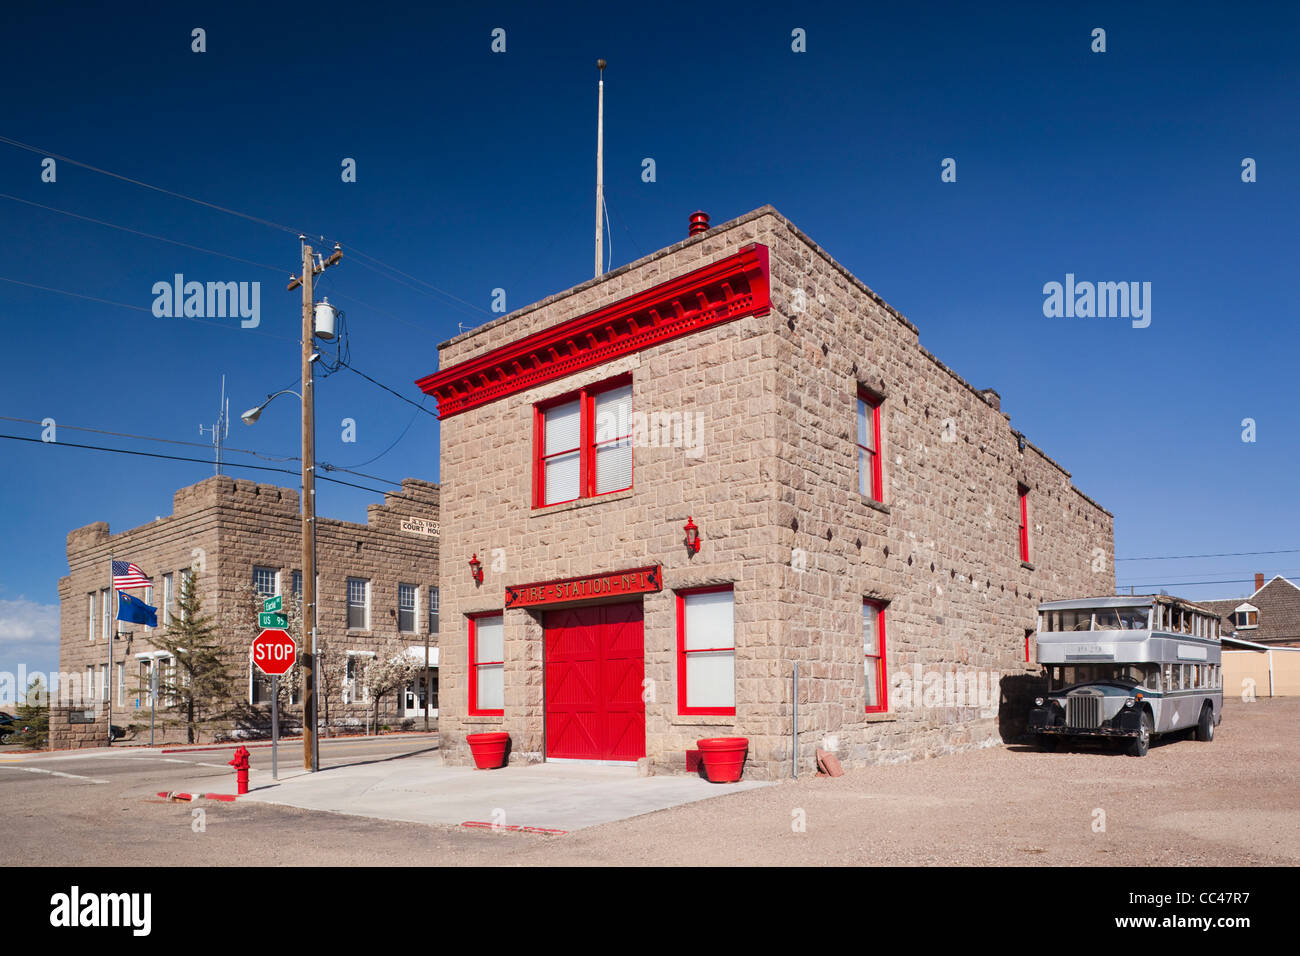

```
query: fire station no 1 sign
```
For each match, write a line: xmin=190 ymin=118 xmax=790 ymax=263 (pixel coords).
xmin=505 ymin=565 xmax=662 ymax=609
xmin=251 ymin=628 xmax=297 ymax=676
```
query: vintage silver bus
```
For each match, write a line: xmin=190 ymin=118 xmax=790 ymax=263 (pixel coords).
xmin=1028 ymin=595 xmax=1222 ymax=756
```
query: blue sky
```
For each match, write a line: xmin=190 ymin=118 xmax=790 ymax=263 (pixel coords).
xmin=1 ymin=1 xmax=1297 ymax=682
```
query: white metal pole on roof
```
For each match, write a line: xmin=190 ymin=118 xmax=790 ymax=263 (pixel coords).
xmin=594 ymin=58 xmax=606 ymax=279
xmin=107 ymin=551 xmax=113 ymax=745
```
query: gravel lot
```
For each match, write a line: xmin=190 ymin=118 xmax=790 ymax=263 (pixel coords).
xmin=3 ymin=697 xmax=1294 ymax=866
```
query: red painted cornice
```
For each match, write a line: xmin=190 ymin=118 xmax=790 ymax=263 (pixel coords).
xmin=416 ymin=243 xmax=771 ymax=418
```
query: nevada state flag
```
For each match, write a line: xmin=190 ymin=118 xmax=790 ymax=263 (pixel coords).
xmin=117 ymin=591 xmax=158 ymax=628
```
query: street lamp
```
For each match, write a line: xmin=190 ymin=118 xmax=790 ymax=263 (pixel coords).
xmin=240 ymin=389 xmax=302 ymax=426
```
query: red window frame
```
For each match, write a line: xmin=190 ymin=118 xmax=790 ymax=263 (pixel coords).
xmin=467 ymin=611 xmax=504 ymax=716
xmin=857 ymin=388 xmax=883 ymax=502
xmin=676 ymin=584 xmax=736 ymax=717
xmin=533 ymin=374 xmax=633 ymax=508
xmin=1018 ymin=484 xmax=1030 ymax=563
xmin=864 ymin=599 xmax=888 ymax=713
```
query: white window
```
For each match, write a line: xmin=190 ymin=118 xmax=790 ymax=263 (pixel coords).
xmin=347 ymin=578 xmax=369 ymax=630
xmin=253 ymin=566 xmax=277 ymax=600
xmin=88 ymin=592 xmax=96 ymax=643
xmin=592 ymin=383 xmax=633 ymax=494
xmin=98 ymin=665 xmax=107 ymax=702
xmin=541 ymin=399 xmax=582 ymax=505
xmin=679 ymin=588 xmax=735 ymax=714
xmin=344 ymin=651 xmax=375 ymax=704
xmin=144 ymin=583 xmax=154 ymax=630
xmin=101 ymin=588 xmax=111 ymax=641
xmin=1233 ymin=604 xmax=1258 ymax=629
xmin=117 ymin=662 xmax=125 ymax=702
xmin=470 ymin=614 xmax=504 ymax=714
xmin=180 ymin=569 xmax=194 ymax=622
xmin=429 ymin=587 xmax=440 ymax=634
xmin=398 ymin=584 xmax=417 ymax=633
xmin=85 ymin=667 xmax=93 ymax=706
xmin=162 ymin=573 xmax=174 ymax=626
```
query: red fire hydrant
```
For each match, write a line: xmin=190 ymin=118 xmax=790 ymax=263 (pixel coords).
xmin=228 ymin=745 xmax=251 ymax=795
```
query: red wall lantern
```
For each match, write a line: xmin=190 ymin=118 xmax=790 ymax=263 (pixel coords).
xmin=683 ymin=517 xmax=701 ymax=555
xmin=469 ymin=553 xmax=484 ymax=585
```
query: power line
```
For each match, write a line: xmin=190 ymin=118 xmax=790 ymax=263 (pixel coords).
xmin=1115 ymin=577 xmax=1290 ymax=591
xmin=0 ymin=275 xmax=299 ymax=342
xmin=337 ymin=361 xmax=439 ymax=418
xmin=0 ymin=415 xmax=296 ymax=462
xmin=0 ymin=136 xmax=486 ymax=324
xmin=0 ymin=432 xmax=415 ymax=500
xmin=0 ymin=192 xmax=286 ymax=275
xmin=0 ymin=135 xmax=303 ymax=235
xmin=1117 ymin=548 xmax=1300 ymax=562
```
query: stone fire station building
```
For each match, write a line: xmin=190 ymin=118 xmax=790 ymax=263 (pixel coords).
xmin=53 ymin=475 xmax=440 ymax=748
xmin=419 ymin=205 xmax=1114 ymax=779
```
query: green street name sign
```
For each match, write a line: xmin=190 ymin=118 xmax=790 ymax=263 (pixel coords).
xmin=258 ymin=611 xmax=288 ymax=628
xmin=262 ymin=595 xmax=282 ymax=613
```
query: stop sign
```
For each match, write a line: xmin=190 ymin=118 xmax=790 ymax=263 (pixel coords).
xmin=251 ymin=628 xmax=297 ymax=676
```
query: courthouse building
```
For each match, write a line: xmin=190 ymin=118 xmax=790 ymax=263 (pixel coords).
xmin=419 ymin=205 xmax=1114 ymax=778
xmin=52 ymin=474 xmax=440 ymax=748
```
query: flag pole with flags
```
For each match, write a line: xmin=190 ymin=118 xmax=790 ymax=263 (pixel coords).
xmin=110 ymin=559 xmax=156 ymax=745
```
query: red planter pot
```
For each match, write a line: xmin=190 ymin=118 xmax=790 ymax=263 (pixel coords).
xmin=466 ymin=732 xmax=510 ymax=770
xmin=697 ymin=737 xmax=749 ymax=783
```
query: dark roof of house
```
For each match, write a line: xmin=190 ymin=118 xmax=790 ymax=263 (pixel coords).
xmin=1202 ymin=576 xmax=1300 ymax=646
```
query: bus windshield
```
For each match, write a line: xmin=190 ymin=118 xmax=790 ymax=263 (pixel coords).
xmin=1043 ymin=607 xmax=1150 ymax=631
xmin=1047 ymin=663 xmax=1160 ymax=691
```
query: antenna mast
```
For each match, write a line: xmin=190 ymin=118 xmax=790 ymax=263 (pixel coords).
xmin=594 ymin=58 xmax=606 ymax=278
xmin=199 ymin=375 xmax=230 ymax=475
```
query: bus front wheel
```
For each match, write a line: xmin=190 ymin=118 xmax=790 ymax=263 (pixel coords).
xmin=1128 ymin=711 xmax=1153 ymax=757
xmin=1196 ymin=704 xmax=1215 ymax=742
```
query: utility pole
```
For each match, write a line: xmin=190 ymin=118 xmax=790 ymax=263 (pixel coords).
xmin=288 ymin=239 xmax=341 ymax=771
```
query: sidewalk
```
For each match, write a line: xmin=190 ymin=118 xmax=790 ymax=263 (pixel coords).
xmin=174 ymin=751 xmax=773 ymax=832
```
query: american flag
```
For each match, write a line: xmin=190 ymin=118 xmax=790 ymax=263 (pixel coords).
xmin=112 ymin=560 xmax=150 ymax=590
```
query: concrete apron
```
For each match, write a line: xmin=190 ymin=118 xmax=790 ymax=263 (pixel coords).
xmin=172 ymin=753 xmax=772 ymax=832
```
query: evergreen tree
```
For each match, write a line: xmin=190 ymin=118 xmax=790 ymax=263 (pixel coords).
xmin=146 ymin=572 xmax=238 ymax=743
xmin=14 ymin=676 xmax=49 ymax=750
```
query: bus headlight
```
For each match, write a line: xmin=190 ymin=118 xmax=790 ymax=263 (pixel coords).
xmin=1124 ymin=698 xmax=1135 ymax=708
xmin=1034 ymin=697 xmax=1045 ymax=707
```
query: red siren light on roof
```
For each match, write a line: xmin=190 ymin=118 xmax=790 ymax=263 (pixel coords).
xmin=689 ymin=211 xmax=710 ymax=236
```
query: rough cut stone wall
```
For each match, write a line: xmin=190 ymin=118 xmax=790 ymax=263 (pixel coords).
xmin=54 ymin=475 xmax=439 ymax=748
xmin=434 ymin=206 xmax=1113 ymax=778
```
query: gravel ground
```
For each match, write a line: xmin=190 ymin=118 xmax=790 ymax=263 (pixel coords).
xmin=4 ymin=697 xmax=1294 ymax=866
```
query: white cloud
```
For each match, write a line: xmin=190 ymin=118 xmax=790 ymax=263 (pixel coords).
xmin=0 ymin=597 xmax=60 ymax=648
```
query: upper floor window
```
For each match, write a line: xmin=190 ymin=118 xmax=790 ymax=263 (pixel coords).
xmin=534 ymin=376 xmax=633 ymax=507
xmin=162 ymin=573 xmax=174 ymax=626
xmin=253 ymin=566 xmax=277 ymax=599
xmin=87 ymin=592 xmax=96 ymax=643
xmin=398 ymin=583 xmax=417 ymax=633
xmin=1233 ymin=605 xmax=1258 ymax=629
xmin=1018 ymin=484 xmax=1031 ymax=563
xmin=347 ymin=577 xmax=370 ymax=630
xmin=429 ymin=587 xmax=440 ymax=634
xmin=857 ymin=389 xmax=882 ymax=502
xmin=101 ymin=587 xmax=111 ymax=640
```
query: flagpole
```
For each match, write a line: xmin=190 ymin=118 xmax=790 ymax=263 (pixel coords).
xmin=107 ymin=550 xmax=113 ymax=746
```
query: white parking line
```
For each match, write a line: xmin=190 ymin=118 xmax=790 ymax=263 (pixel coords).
xmin=0 ymin=766 xmax=108 ymax=784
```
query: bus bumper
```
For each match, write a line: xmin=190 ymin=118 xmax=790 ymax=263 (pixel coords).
xmin=1029 ymin=707 xmax=1144 ymax=737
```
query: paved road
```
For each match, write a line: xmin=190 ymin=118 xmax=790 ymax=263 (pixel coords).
xmin=3 ymin=698 xmax=1296 ymax=866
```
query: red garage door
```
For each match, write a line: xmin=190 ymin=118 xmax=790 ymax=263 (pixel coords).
xmin=545 ymin=602 xmax=645 ymax=762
